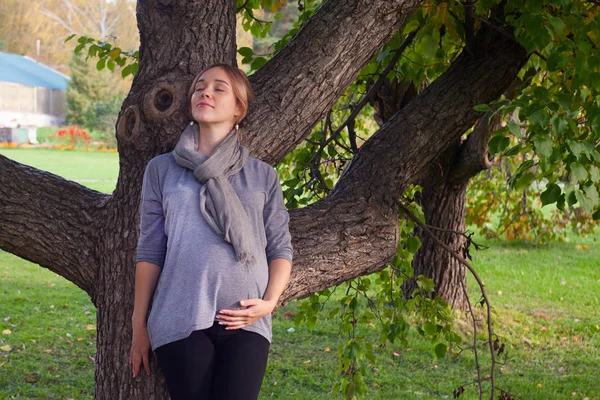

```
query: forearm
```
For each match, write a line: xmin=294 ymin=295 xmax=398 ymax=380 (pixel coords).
xmin=262 ymin=258 xmax=292 ymax=305
xmin=131 ymin=261 xmax=162 ymax=326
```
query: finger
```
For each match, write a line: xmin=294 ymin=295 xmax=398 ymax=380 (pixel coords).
xmin=216 ymin=314 xmax=247 ymax=321
xmin=225 ymin=323 xmax=246 ymax=330
xmin=240 ymin=299 xmax=260 ymax=307
xmin=218 ymin=309 xmax=249 ymax=317
xmin=223 ymin=320 xmax=249 ymax=328
xmin=142 ymin=352 xmax=151 ymax=376
xmin=132 ymin=354 xmax=139 ymax=378
xmin=219 ymin=319 xmax=249 ymax=327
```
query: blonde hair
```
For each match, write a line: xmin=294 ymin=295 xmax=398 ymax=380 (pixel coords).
xmin=188 ymin=64 xmax=255 ymax=140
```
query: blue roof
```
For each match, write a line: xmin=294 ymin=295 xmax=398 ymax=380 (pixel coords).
xmin=0 ymin=52 xmax=70 ymax=90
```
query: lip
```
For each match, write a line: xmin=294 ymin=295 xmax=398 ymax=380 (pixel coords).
xmin=197 ymin=102 xmax=214 ymax=108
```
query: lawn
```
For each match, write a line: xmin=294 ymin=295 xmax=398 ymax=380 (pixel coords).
xmin=0 ymin=148 xmax=599 ymax=399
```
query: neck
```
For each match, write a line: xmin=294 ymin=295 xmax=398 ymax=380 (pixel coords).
xmin=196 ymin=121 xmax=235 ymax=156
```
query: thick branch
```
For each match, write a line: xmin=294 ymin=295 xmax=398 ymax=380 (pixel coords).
xmin=0 ymin=155 xmax=106 ymax=296
xmin=280 ymin=194 xmax=398 ymax=303
xmin=449 ymin=112 xmax=499 ymax=185
xmin=245 ymin=0 xmax=426 ymax=165
xmin=332 ymin=21 xmax=529 ymax=200
xmin=450 ymin=68 xmax=537 ymax=185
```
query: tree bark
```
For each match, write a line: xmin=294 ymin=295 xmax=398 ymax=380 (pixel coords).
xmin=0 ymin=0 xmax=530 ymax=398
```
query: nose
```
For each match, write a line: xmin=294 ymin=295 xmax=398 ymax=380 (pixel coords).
xmin=201 ymin=88 xmax=212 ymax=98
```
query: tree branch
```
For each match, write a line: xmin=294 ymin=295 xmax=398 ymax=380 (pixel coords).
xmin=280 ymin=193 xmax=399 ymax=303
xmin=331 ymin=20 xmax=529 ymax=200
xmin=245 ymin=0 xmax=426 ymax=165
xmin=0 ymin=155 xmax=106 ymax=297
xmin=450 ymin=68 xmax=537 ymax=185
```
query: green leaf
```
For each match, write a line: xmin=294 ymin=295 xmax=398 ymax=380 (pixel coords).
xmin=528 ymin=108 xmax=549 ymax=126
xmin=570 ymin=162 xmax=588 ymax=183
xmin=504 ymin=144 xmax=522 ymax=157
xmin=417 ymin=34 xmax=438 ymax=58
xmin=237 ymin=46 xmax=253 ymax=58
xmin=585 ymin=184 xmax=599 ymax=207
xmin=556 ymin=92 xmax=572 ymax=111
xmin=250 ymin=57 xmax=267 ymax=71
xmin=434 ymin=343 xmax=447 ymax=359
xmin=589 ymin=166 xmax=600 ymax=183
xmin=568 ymin=141 xmax=586 ymax=159
xmin=541 ymin=183 xmax=561 ymax=206
xmin=575 ymin=190 xmax=594 ymax=213
xmin=405 ymin=236 xmax=421 ymax=253
xmin=417 ymin=276 xmax=435 ymax=292
xmin=488 ymin=136 xmax=510 ymax=155
xmin=96 ymin=58 xmax=106 ymax=71
xmin=423 ymin=321 xmax=437 ymax=336
xmin=508 ymin=121 xmax=521 ymax=137
xmin=74 ymin=43 xmax=85 ymax=55
xmin=107 ymin=59 xmax=115 ymax=72
xmin=567 ymin=190 xmax=577 ymax=207
xmin=533 ymin=137 xmax=553 ymax=160
xmin=548 ymin=16 xmax=566 ymax=36
xmin=474 ymin=104 xmax=491 ymax=112
xmin=592 ymin=208 xmax=600 ymax=220
xmin=64 ymin=33 xmax=76 ymax=43
xmin=514 ymin=172 xmax=535 ymax=191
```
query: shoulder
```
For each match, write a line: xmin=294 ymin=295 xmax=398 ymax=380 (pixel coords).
xmin=147 ymin=153 xmax=177 ymax=171
xmin=143 ymin=153 xmax=177 ymax=188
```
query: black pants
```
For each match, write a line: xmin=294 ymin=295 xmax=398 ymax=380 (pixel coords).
xmin=155 ymin=322 xmax=270 ymax=400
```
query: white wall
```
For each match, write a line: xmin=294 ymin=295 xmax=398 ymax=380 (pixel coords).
xmin=0 ymin=111 xmax=65 ymax=128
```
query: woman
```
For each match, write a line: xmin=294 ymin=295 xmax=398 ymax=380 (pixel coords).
xmin=129 ymin=64 xmax=293 ymax=400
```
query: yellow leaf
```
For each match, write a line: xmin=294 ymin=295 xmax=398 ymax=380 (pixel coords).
xmin=0 ymin=345 xmax=12 ymax=352
xmin=324 ymin=347 xmax=331 ymax=353
xmin=303 ymin=360 xmax=311 ymax=364
xmin=110 ymin=49 xmax=120 ymax=60
xmin=43 ymin=349 xmax=52 ymax=354
xmin=2 ymin=329 xmax=11 ymax=335
xmin=86 ymin=325 xmax=96 ymax=331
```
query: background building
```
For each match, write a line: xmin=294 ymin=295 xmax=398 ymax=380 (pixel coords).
xmin=0 ymin=51 xmax=70 ymax=141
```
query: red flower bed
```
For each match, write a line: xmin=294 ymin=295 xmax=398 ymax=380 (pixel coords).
xmin=54 ymin=126 xmax=91 ymax=145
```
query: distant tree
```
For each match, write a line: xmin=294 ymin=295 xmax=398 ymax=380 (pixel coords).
xmin=65 ymin=53 xmax=124 ymax=134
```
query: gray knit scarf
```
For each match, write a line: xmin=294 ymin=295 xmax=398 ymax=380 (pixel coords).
xmin=172 ymin=122 xmax=256 ymax=267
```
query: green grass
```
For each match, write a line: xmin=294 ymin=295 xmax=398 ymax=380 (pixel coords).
xmin=0 ymin=148 xmax=118 ymax=194
xmin=1 ymin=149 xmax=599 ymax=399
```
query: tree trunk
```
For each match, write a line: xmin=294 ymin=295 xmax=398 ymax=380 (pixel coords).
xmin=409 ymin=177 xmax=470 ymax=310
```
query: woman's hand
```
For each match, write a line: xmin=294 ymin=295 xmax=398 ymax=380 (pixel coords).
xmin=216 ymin=299 xmax=276 ymax=330
xmin=129 ymin=322 xmax=153 ymax=378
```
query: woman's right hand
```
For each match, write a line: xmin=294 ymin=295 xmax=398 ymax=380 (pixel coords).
xmin=130 ymin=322 xmax=153 ymax=378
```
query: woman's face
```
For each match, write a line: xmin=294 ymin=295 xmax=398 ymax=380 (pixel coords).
xmin=190 ymin=67 xmax=240 ymax=127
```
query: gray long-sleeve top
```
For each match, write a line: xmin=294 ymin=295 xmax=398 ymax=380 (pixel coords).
xmin=135 ymin=153 xmax=293 ymax=351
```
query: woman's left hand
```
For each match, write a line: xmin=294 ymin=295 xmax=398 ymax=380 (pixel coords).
xmin=216 ymin=299 xmax=276 ymax=330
